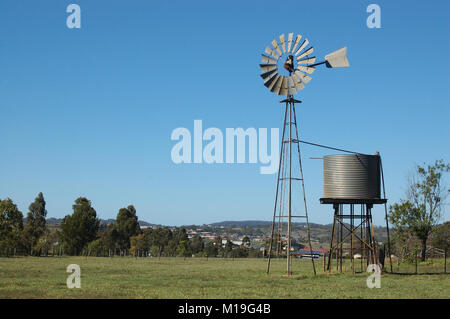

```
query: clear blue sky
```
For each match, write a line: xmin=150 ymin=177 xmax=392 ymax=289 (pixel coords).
xmin=1 ymin=0 xmax=449 ymax=226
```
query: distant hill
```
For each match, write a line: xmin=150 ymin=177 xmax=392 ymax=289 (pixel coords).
xmin=209 ymin=220 xmax=330 ymax=228
xmin=210 ymin=220 xmax=272 ymax=227
xmin=44 ymin=218 xmax=153 ymax=227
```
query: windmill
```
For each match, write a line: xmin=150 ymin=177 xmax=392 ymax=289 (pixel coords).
xmin=261 ymin=32 xmax=349 ymax=276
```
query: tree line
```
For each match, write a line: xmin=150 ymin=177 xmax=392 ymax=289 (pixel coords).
xmin=1 ymin=160 xmax=448 ymax=260
xmin=0 ymin=194 xmax=261 ymax=258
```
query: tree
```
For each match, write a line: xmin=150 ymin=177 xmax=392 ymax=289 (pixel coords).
xmin=232 ymin=246 xmax=249 ymax=258
xmin=165 ymin=238 xmax=179 ymax=256
xmin=152 ymin=227 xmax=173 ymax=256
xmin=100 ymin=224 xmax=119 ymax=252
xmin=204 ymin=241 xmax=218 ymax=257
xmin=60 ymin=197 xmax=100 ymax=255
xmin=389 ymin=160 xmax=449 ymax=261
xmin=22 ymin=192 xmax=47 ymax=255
xmin=114 ymin=205 xmax=141 ymax=250
xmin=225 ymin=240 xmax=234 ymax=256
xmin=160 ymin=228 xmax=187 ymax=256
xmin=86 ymin=238 xmax=104 ymax=256
xmin=34 ymin=230 xmax=60 ymax=256
xmin=176 ymin=240 xmax=191 ymax=258
xmin=189 ymin=234 xmax=204 ymax=254
xmin=242 ymin=236 xmax=251 ymax=247
xmin=130 ymin=233 xmax=150 ymax=255
xmin=432 ymin=222 xmax=450 ymax=251
xmin=0 ymin=198 xmax=24 ymax=253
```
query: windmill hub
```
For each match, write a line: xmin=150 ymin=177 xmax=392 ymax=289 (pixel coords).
xmin=283 ymin=55 xmax=295 ymax=73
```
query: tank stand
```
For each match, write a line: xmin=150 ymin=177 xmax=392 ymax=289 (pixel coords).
xmin=326 ymin=203 xmax=378 ymax=273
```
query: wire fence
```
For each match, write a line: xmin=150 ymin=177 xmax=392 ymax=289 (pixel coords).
xmin=388 ymin=248 xmax=448 ymax=275
xmin=308 ymin=246 xmax=449 ymax=275
xmin=1 ymin=246 xmax=448 ymax=275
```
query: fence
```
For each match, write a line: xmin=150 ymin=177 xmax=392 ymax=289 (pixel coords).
xmin=0 ymin=245 xmax=448 ymax=275
xmin=388 ymin=247 xmax=448 ymax=275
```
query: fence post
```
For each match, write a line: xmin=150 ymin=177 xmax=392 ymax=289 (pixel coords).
xmin=415 ymin=250 xmax=418 ymax=274
xmin=323 ymin=253 xmax=326 ymax=272
xmin=445 ymin=247 xmax=447 ymax=274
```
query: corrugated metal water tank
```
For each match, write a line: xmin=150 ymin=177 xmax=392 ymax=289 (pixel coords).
xmin=323 ymin=154 xmax=381 ymax=199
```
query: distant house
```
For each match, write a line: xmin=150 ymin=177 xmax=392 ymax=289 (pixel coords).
xmin=187 ymin=231 xmax=197 ymax=239
xmin=203 ymin=234 xmax=218 ymax=240
xmin=297 ymin=248 xmax=329 ymax=256
xmin=221 ymin=239 xmax=243 ymax=247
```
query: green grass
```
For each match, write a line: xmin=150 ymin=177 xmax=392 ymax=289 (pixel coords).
xmin=0 ymin=256 xmax=448 ymax=298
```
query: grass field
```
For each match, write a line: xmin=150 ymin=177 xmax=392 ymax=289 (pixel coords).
xmin=0 ymin=256 xmax=449 ymax=298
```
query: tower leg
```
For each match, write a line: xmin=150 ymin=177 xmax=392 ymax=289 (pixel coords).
xmin=351 ymin=204 xmax=354 ymax=274
xmin=287 ymin=102 xmax=292 ymax=276
xmin=292 ymin=104 xmax=316 ymax=275
xmin=266 ymin=104 xmax=288 ymax=274
xmin=339 ymin=205 xmax=343 ymax=273
xmin=327 ymin=205 xmax=338 ymax=271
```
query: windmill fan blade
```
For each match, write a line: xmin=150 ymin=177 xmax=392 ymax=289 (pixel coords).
xmin=294 ymin=70 xmax=312 ymax=84
xmin=287 ymin=33 xmax=294 ymax=53
xmin=279 ymin=34 xmax=286 ymax=53
xmin=324 ymin=46 xmax=349 ymax=68
xmin=263 ymin=70 xmax=278 ymax=85
xmin=297 ymin=65 xmax=315 ymax=75
xmin=291 ymin=34 xmax=302 ymax=54
xmin=261 ymin=69 xmax=277 ymax=81
xmin=261 ymin=54 xmax=277 ymax=64
xmin=279 ymin=76 xmax=288 ymax=96
xmin=297 ymin=57 xmax=316 ymax=65
xmin=296 ymin=47 xmax=314 ymax=60
xmin=292 ymin=74 xmax=306 ymax=91
xmin=271 ymin=39 xmax=282 ymax=56
xmin=287 ymin=76 xmax=297 ymax=95
xmin=265 ymin=46 xmax=280 ymax=59
xmin=272 ymin=75 xmax=284 ymax=95
xmin=260 ymin=64 xmax=277 ymax=74
xmin=268 ymin=74 xmax=281 ymax=91
xmin=261 ymin=70 xmax=278 ymax=84
xmin=295 ymin=39 xmax=309 ymax=56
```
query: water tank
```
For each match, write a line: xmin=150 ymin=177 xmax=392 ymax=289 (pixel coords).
xmin=323 ymin=154 xmax=381 ymax=200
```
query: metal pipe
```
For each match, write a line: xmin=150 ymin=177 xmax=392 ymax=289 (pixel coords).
xmin=379 ymin=156 xmax=393 ymax=273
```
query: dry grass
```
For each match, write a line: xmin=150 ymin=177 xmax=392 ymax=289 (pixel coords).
xmin=0 ymin=256 xmax=448 ymax=298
